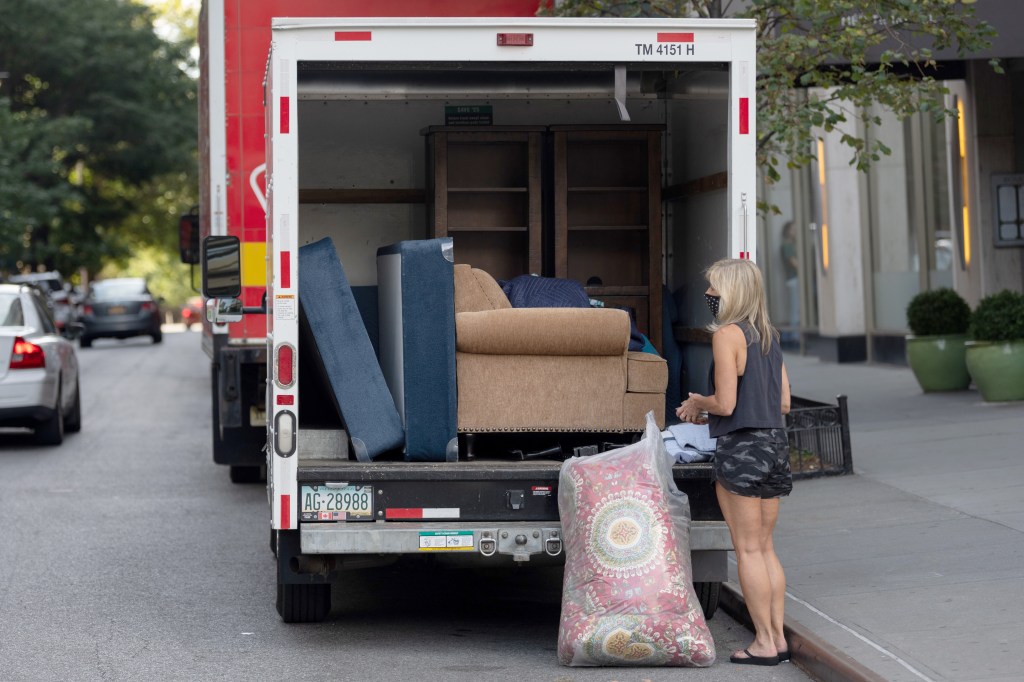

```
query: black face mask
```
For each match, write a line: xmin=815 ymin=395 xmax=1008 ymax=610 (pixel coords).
xmin=705 ymin=294 xmax=721 ymax=318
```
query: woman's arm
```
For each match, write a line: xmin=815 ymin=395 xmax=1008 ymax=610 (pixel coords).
xmin=781 ymin=361 xmax=791 ymax=415
xmin=677 ymin=324 xmax=744 ymax=421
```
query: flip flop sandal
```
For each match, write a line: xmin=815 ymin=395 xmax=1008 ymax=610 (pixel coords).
xmin=729 ymin=649 xmax=780 ymax=666
xmin=778 ymin=650 xmax=792 ymax=662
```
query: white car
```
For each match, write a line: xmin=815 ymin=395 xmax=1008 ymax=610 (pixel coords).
xmin=0 ymin=284 xmax=82 ymax=445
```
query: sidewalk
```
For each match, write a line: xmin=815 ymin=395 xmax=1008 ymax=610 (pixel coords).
xmin=764 ymin=353 xmax=1024 ymax=682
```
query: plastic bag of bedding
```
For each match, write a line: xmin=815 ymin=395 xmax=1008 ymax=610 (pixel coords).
xmin=557 ymin=412 xmax=716 ymax=667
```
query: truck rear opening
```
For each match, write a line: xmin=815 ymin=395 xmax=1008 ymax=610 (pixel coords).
xmin=251 ymin=17 xmax=756 ymax=623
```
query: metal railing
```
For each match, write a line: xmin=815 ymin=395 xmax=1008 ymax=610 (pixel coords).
xmin=786 ymin=395 xmax=853 ymax=479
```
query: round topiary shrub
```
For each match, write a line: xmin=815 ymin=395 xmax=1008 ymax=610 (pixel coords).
xmin=970 ymin=289 xmax=1024 ymax=342
xmin=905 ymin=288 xmax=971 ymax=337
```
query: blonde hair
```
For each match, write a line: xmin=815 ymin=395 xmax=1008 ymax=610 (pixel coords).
xmin=705 ymin=258 xmax=779 ymax=355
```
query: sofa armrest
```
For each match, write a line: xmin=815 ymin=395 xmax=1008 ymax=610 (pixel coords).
xmin=456 ymin=308 xmax=630 ymax=356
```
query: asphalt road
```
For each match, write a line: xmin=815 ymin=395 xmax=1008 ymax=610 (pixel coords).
xmin=0 ymin=330 xmax=811 ymax=681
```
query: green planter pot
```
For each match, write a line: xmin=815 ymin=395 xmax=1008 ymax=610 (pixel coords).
xmin=965 ymin=339 xmax=1024 ymax=402
xmin=905 ymin=334 xmax=970 ymax=392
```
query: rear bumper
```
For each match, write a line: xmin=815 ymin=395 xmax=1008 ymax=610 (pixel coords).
xmin=82 ymin=316 xmax=158 ymax=337
xmin=0 ymin=405 xmax=56 ymax=426
xmin=0 ymin=369 xmax=57 ymax=422
xmin=300 ymin=519 xmax=731 ymax=555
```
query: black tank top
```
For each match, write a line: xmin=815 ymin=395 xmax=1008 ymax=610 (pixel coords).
xmin=707 ymin=321 xmax=784 ymax=438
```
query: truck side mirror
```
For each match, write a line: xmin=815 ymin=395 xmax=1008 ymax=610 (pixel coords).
xmin=202 ymin=235 xmax=242 ymax=299
xmin=179 ymin=209 xmax=200 ymax=265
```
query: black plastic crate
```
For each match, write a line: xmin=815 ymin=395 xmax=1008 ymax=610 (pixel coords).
xmin=786 ymin=395 xmax=853 ymax=479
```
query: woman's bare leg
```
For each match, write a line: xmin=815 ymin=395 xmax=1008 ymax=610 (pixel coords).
xmin=760 ymin=498 xmax=787 ymax=654
xmin=716 ymin=483 xmax=777 ymax=659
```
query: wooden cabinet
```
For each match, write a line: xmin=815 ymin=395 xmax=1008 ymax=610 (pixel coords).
xmin=425 ymin=126 xmax=544 ymax=281
xmin=551 ymin=125 xmax=663 ymax=352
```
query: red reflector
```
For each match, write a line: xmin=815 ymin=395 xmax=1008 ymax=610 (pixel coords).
xmin=739 ymin=97 xmax=750 ymax=135
xmin=497 ymin=32 xmax=533 ymax=46
xmin=658 ymin=32 xmax=694 ymax=43
xmin=10 ymin=337 xmax=45 ymax=370
xmin=335 ymin=31 xmax=371 ymax=41
xmin=386 ymin=508 xmax=423 ymax=520
xmin=281 ymin=494 xmax=291 ymax=528
xmin=280 ymin=96 xmax=290 ymax=134
xmin=280 ymin=251 xmax=291 ymax=288
xmin=276 ymin=343 xmax=294 ymax=388
xmin=277 ymin=394 xmax=294 ymax=405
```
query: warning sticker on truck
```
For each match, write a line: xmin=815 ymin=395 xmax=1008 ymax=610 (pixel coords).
xmin=275 ymin=294 xmax=296 ymax=321
xmin=419 ymin=530 xmax=474 ymax=551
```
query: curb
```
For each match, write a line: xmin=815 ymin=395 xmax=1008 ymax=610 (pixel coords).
xmin=719 ymin=582 xmax=886 ymax=682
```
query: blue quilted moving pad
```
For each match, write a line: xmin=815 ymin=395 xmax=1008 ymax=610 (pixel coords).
xmin=298 ymin=238 xmax=405 ymax=462
xmin=377 ymin=238 xmax=457 ymax=462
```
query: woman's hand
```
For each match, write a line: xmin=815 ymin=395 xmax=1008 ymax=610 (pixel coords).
xmin=676 ymin=393 xmax=707 ymax=423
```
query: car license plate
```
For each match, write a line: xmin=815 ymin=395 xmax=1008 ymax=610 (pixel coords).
xmin=300 ymin=485 xmax=373 ymax=521
xmin=108 ymin=305 xmax=126 ymax=314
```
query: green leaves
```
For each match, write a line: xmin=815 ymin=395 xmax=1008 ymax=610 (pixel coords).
xmin=0 ymin=0 xmax=197 ymax=276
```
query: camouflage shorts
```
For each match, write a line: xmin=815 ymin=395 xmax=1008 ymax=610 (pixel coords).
xmin=714 ymin=428 xmax=792 ymax=499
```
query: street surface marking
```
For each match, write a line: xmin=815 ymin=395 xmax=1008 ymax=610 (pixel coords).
xmin=785 ymin=590 xmax=938 ymax=682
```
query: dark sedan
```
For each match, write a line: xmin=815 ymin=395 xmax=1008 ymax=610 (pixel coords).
xmin=79 ymin=278 xmax=163 ymax=348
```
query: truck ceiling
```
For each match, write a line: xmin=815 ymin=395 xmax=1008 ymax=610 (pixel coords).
xmin=296 ymin=66 xmax=730 ymax=101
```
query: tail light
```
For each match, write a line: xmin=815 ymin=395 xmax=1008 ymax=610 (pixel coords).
xmin=11 ymin=337 xmax=45 ymax=369
xmin=182 ymin=308 xmax=192 ymax=320
xmin=82 ymin=305 xmax=93 ymax=316
xmin=141 ymin=302 xmax=157 ymax=313
xmin=275 ymin=342 xmax=295 ymax=389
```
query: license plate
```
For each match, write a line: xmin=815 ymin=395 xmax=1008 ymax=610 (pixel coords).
xmin=300 ymin=485 xmax=373 ymax=521
xmin=107 ymin=305 xmax=126 ymax=314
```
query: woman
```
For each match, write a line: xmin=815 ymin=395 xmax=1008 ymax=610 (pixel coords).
xmin=677 ymin=258 xmax=792 ymax=667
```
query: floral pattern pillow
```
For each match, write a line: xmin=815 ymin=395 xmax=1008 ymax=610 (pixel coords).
xmin=557 ymin=415 xmax=716 ymax=667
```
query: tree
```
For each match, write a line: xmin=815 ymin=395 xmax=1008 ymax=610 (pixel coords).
xmin=547 ymin=0 xmax=999 ymax=202
xmin=0 ymin=0 xmax=197 ymax=277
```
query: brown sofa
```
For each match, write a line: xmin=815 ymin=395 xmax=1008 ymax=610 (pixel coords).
xmin=453 ymin=265 xmax=667 ymax=434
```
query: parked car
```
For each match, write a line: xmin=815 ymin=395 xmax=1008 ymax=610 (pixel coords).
xmin=181 ymin=295 xmax=204 ymax=328
xmin=79 ymin=278 xmax=163 ymax=348
xmin=6 ymin=271 xmax=78 ymax=337
xmin=0 ymin=284 xmax=82 ymax=445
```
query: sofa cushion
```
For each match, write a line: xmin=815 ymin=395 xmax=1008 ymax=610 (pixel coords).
xmin=457 ymin=353 xmax=627 ymax=432
xmin=626 ymin=351 xmax=668 ymax=394
xmin=377 ymin=238 xmax=457 ymax=462
xmin=454 ymin=264 xmax=511 ymax=313
xmin=298 ymin=238 xmax=405 ymax=462
xmin=457 ymin=308 xmax=630 ymax=356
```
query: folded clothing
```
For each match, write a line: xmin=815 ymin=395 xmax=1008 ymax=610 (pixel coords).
xmin=662 ymin=423 xmax=716 ymax=464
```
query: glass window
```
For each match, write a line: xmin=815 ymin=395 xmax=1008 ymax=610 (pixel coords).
xmin=30 ymin=292 xmax=57 ymax=334
xmin=868 ymin=109 xmax=919 ymax=331
xmin=0 ymin=294 xmax=25 ymax=326
xmin=91 ymin=279 xmax=147 ymax=300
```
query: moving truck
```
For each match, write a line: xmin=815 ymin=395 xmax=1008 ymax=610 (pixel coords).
xmin=197 ymin=10 xmax=757 ymax=622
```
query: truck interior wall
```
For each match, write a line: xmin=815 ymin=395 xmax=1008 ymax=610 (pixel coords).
xmin=296 ymin=96 xmax=665 ymax=286
xmin=293 ymin=82 xmax=729 ymax=397
xmin=666 ymin=94 xmax=729 ymax=396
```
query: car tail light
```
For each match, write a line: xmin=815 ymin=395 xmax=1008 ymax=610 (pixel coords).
xmin=141 ymin=302 xmax=156 ymax=313
xmin=275 ymin=342 xmax=295 ymax=388
xmin=10 ymin=337 xmax=45 ymax=369
xmin=82 ymin=305 xmax=93 ymax=316
xmin=181 ymin=308 xmax=192 ymax=320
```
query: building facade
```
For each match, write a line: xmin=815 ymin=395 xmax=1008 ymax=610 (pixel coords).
xmin=760 ymin=1 xmax=1024 ymax=363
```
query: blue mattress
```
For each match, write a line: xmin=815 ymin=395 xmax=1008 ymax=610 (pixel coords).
xmin=377 ymin=238 xmax=457 ymax=462
xmin=298 ymin=238 xmax=404 ymax=462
